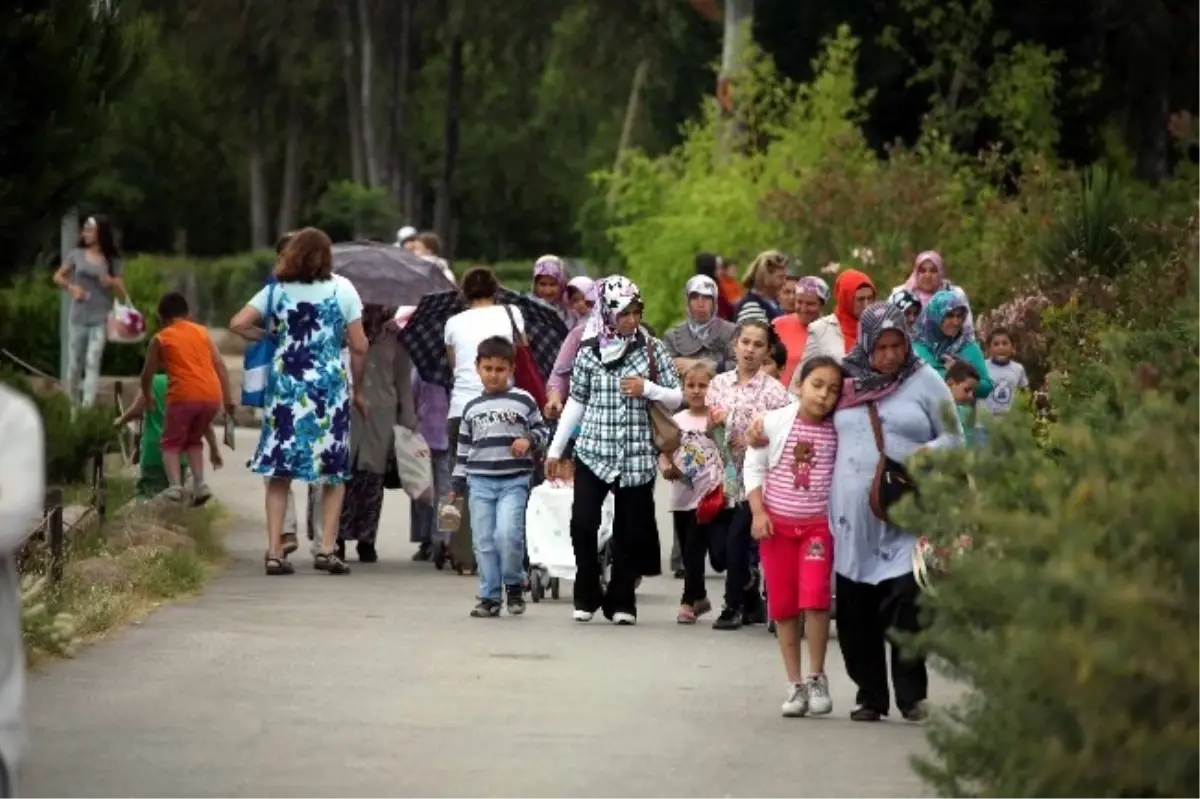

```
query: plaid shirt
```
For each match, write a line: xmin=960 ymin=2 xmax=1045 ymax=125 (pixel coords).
xmin=570 ymin=336 xmax=680 ymax=487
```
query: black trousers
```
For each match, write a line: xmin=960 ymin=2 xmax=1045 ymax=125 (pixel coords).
xmin=722 ymin=502 xmax=761 ymax=611
xmin=672 ymin=509 xmax=724 ymax=605
xmin=835 ymin=571 xmax=928 ymax=715
xmin=570 ymin=459 xmax=659 ymax=617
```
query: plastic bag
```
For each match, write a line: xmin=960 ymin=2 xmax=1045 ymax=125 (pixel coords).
xmin=106 ymin=301 xmax=146 ymax=344
xmin=394 ymin=427 xmax=433 ymax=504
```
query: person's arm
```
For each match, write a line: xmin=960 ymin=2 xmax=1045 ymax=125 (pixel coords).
xmin=961 ymin=342 xmax=994 ymax=398
xmin=203 ymin=425 xmax=224 ymax=468
xmin=921 ymin=370 xmax=965 ymax=451
xmin=99 ymin=260 xmax=129 ymax=302
xmin=345 ymin=319 xmax=368 ymax=391
xmin=0 ymin=389 xmax=45 ymax=554
xmin=140 ymin=338 xmax=163 ymax=409
xmin=526 ymin=402 xmax=550 ymax=452
xmin=547 ymin=397 xmax=585 ymax=459
xmin=229 ymin=285 xmax=271 ymax=341
xmin=742 ymin=429 xmax=771 ymax=494
xmin=53 ymin=258 xmax=86 ymax=302
xmin=912 ymin=340 xmax=943 ymax=375
xmin=642 ymin=340 xmax=683 ymax=409
xmin=208 ymin=335 xmax=235 ymax=411
xmin=113 ymin=391 xmax=148 ymax=427
xmin=450 ymin=412 xmax=474 ymax=494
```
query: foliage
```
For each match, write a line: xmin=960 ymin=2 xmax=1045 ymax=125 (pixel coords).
xmin=892 ymin=230 xmax=1198 ymax=797
xmin=21 ymin=575 xmax=78 ymax=659
xmin=313 ymin=181 xmax=402 ymax=243
xmin=1036 ymin=166 xmax=1134 ymax=282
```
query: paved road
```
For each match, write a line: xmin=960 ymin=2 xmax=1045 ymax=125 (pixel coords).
xmin=22 ymin=429 xmax=954 ymax=797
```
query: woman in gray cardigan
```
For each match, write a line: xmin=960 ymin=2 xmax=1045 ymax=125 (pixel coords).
xmin=661 ymin=275 xmax=737 ymax=375
xmin=829 ymin=302 xmax=963 ymax=723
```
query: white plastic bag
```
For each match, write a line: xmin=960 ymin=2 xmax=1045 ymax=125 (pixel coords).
xmin=525 ymin=482 xmax=614 ymax=581
xmin=393 ymin=427 xmax=433 ymax=504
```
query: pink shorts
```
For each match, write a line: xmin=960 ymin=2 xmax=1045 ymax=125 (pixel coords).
xmin=759 ymin=516 xmax=833 ymax=620
xmin=161 ymin=401 xmax=221 ymax=452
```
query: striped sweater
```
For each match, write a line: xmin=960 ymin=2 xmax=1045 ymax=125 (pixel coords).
xmin=452 ymin=389 xmax=548 ymax=491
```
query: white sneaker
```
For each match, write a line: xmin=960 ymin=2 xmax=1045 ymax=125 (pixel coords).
xmin=572 ymin=610 xmax=594 ymax=622
xmin=807 ymin=673 xmax=833 ymax=716
xmin=781 ymin=682 xmax=809 ymax=717
xmin=612 ymin=612 xmax=636 ymax=626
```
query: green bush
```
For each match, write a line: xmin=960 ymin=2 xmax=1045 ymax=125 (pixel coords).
xmin=1037 ymin=165 xmax=1134 ymax=283
xmin=314 ymin=180 xmax=401 ymax=242
xmin=893 ymin=256 xmax=1198 ymax=795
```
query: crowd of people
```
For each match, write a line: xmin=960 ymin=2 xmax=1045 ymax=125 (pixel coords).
xmin=53 ymin=225 xmax=1031 ymax=724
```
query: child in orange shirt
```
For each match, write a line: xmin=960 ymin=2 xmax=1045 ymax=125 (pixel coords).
xmin=140 ymin=292 xmax=234 ymax=504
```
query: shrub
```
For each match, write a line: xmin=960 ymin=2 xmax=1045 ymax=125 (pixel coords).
xmin=893 ymin=259 xmax=1198 ymax=796
xmin=314 ymin=180 xmax=401 ymax=242
xmin=1036 ymin=165 xmax=1134 ymax=283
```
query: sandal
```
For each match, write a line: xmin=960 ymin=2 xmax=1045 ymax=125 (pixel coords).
xmin=314 ymin=552 xmax=351 ymax=575
xmin=264 ymin=555 xmax=294 ymax=576
xmin=676 ymin=604 xmax=697 ymax=625
xmin=281 ymin=533 xmax=299 ymax=556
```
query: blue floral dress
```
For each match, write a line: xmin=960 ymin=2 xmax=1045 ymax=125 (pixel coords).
xmin=250 ymin=286 xmax=352 ymax=485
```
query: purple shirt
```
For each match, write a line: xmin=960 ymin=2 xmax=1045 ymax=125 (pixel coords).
xmin=411 ymin=370 xmax=450 ymax=451
xmin=548 ymin=325 xmax=587 ymax=398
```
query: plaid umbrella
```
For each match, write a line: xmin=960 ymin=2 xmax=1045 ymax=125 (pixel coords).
xmin=401 ymin=288 xmax=568 ymax=389
xmin=332 ymin=241 xmax=455 ymax=308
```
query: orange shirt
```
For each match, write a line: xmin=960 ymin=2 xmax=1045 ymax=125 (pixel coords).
xmin=772 ymin=315 xmax=809 ymax=389
xmin=156 ymin=320 xmax=222 ymax=405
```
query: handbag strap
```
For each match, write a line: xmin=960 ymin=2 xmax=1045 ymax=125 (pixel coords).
xmin=644 ymin=336 xmax=659 ymax=383
xmin=502 ymin=304 xmax=522 ymax=346
xmin=867 ymin=401 xmax=885 ymax=455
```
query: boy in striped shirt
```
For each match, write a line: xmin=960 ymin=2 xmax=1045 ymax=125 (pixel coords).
xmin=449 ymin=337 xmax=548 ymax=617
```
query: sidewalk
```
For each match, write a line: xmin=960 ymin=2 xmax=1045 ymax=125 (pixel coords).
xmin=21 ymin=430 xmax=949 ymax=797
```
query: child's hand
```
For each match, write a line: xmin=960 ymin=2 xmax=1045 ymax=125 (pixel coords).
xmin=750 ymin=512 xmax=773 ymax=541
xmin=210 ymin=447 xmax=224 ymax=470
xmin=510 ymin=437 xmax=531 ymax=457
xmin=709 ymin=408 xmax=728 ymax=427
xmin=746 ymin=415 xmax=768 ymax=448
xmin=658 ymin=454 xmax=681 ymax=481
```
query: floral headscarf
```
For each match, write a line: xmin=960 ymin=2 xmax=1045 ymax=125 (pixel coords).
xmin=795 ymin=276 xmax=830 ymax=305
xmin=914 ymin=289 xmax=974 ymax=359
xmin=584 ymin=276 xmax=643 ymax=364
xmin=532 ymin=254 xmax=568 ymax=309
xmin=684 ymin=275 xmax=720 ymax=343
xmin=839 ymin=302 xmax=923 ymax=409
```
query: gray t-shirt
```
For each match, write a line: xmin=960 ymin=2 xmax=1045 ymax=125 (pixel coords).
xmin=63 ymin=248 xmax=123 ymax=326
xmin=984 ymin=358 xmax=1028 ymax=414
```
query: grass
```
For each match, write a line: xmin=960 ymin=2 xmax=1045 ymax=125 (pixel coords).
xmin=20 ymin=490 xmax=228 ymax=667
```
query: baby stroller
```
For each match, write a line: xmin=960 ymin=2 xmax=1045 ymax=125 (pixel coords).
xmin=525 ymin=480 xmax=615 ymax=602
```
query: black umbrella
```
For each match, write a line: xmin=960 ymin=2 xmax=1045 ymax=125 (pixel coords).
xmin=331 ymin=241 xmax=455 ymax=308
xmin=401 ymin=288 xmax=569 ymax=389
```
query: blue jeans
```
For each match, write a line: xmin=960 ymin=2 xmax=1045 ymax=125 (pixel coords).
xmin=467 ymin=473 xmax=530 ymax=601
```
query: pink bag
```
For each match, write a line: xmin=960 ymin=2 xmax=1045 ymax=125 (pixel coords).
xmin=106 ymin=301 xmax=146 ymax=344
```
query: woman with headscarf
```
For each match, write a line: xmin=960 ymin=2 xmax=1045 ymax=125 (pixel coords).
xmin=829 ymin=302 xmax=963 ymax=722
xmin=772 ymin=275 xmax=829 ymax=389
xmin=663 ymin=275 xmax=737 ymax=376
xmin=543 ymin=277 xmax=598 ymax=421
xmin=530 ymin=254 xmax=571 ymax=326
xmin=696 ymin=252 xmax=739 ymax=321
xmin=735 ymin=250 xmax=789 ymax=324
xmin=802 ymin=269 xmax=877 ymax=365
xmin=911 ymin=289 xmax=993 ymax=399
xmin=893 ymin=251 xmax=975 ymax=338
xmin=544 ymin=276 xmax=682 ymax=625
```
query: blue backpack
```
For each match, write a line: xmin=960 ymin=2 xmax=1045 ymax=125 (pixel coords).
xmin=241 ymin=282 xmax=277 ymax=407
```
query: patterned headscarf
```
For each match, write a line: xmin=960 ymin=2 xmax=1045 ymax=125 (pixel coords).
xmin=838 ymin=302 xmax=923 ymax=409
xmin=684 ymin=275 xmax=720 ymax=342
xmin=914 ymin=289 xmax=974 ymax=359
xmin=584 ymin=276 xmax=644 ymax=364
xmin=795 ymin=275 xmax=830 ymax=305
xmin=888 ymin=288 xmax=922 ymax=318
xmin=532 ymin=255 xmax=568 ymax=308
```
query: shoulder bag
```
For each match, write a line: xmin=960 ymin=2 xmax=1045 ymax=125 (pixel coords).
xmin=241 ymin=283 xmax=277 ymax=408
xmin=644 ymin=338 xmax=682 ymax=454
xmin=503 ymin=305 xmax=548 ymax=410
xmin=867 ymin=401 xmax=918 ymax=523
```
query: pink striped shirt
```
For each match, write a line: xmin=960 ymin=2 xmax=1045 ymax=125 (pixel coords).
xmin=763 ymin=417 xmax=837 ymax=522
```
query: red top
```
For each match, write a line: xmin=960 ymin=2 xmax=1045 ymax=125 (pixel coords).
xmin=772 ymin=315 xmax=809 ymax=388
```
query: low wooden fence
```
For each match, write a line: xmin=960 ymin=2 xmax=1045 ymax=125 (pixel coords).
xmin=18 ymin=452 xmax=109 ymax=585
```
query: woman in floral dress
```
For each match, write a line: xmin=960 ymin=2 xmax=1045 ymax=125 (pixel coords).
xmin=230 ymin=227 xmax=369 ymax=576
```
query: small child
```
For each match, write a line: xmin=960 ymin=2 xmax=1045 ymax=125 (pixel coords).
xmin=983 ymin=327 xmax=1028 ymax=416
xmin=760 ymin=336 xmax=789 ymax=381
xmin=659 ymin=362 xmax=726 ymax=625
xmin=448 ymin=336 xmax=549 ymax=618
xmin=114 ymin=372 xmax=223 ymax=499
xmin=743 ymin=356 xmax=842 ymax=718
xmin=945 ymin=359 xmax=987 ymax=448
xmin=140 ymin=292 xmax=234 ymax=504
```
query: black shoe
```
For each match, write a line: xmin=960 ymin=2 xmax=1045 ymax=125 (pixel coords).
xmin=673 ymin=568 xmax=685 ymax=579
xmin=505 ymin=584 xmax=526 ymax=616
xmin=712 ymin=607 xmax=743 ymax=630
xmin=432 ymin=542 xmax=447 ymax=570
xmin=766 ymin=619 xmax=777 ymax=636
xmin=412 ymin=542 xmax=432 ymax=562
xmin=901 ymin=704 xmax=928 ymax=723
xmin=357 ymin=542 xmax=378 ymax=563
xmin=470 ymin=599 xmax=502 ymax=618
xmin=850 ymin=706 xmax=884 ymax=722
xmin=335 ymin=540 xmax=346 ymax=561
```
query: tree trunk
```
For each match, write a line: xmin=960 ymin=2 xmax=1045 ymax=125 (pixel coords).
xmin=606 ymin=58 xmax=650 ymax=209
xmin=390 ymin=0 xmax=414 ymax=212
xmin=276 ymin=94 xmax=302 ymax=238
xmin=434 ymin=32 xmax=464 ymax=253
xmin=718 ymin=0 xmax=754 ymax=152
xmin=247 ymin=112 xmax=271 ymax=250
xmin=338 ymin=2 xmax=366 ymax=185
xmin=357 ymin=0 xmax=380 ymax=188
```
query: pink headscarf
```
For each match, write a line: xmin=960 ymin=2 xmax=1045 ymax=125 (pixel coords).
xmin=533 ymin=255 xmax=568 ymax=307
xmin=903 ymin=250 xmax=947 ymax=303
xmin=565 ymin=276 xmax=596 ymax=329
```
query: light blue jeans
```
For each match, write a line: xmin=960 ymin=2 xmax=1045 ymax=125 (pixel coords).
xmin=467 ymin=473 xmax=530 ymax=601
xmin=65 ymin=322 xmax=106 ymax=408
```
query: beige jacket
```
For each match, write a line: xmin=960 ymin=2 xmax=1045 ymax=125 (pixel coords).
xmin=802 ymin=314 xmax=846 ymax=364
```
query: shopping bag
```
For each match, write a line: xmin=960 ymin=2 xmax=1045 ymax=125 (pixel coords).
xmin=241 ymin=283 xmax=276 ymax=408
xmin=394 ymin=426 xmax=433 ymax=504
xmin=106 ymin=301 xmax=146 ymax=344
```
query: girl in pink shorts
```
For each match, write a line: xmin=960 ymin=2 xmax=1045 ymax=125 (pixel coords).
xmin=744 ymin=356 xmax=843 ymax=717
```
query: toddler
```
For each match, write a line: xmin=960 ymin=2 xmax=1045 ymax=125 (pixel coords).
xmin=140 ymin=292 xmax=233 ymax=504
xmin=659 ymin=362 xmax=726 ymax=624
xmin=983 ymin=327 xmax=1028 ymax=415
xmin=448 ymin=336 xmax=548 ymax=618
xmin=945 ymin=359 xmax=987 ymax=448
xmin=743 ymin=356 xmax=842 ymax=717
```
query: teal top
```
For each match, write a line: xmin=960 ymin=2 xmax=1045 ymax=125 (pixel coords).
xmin=913 ymin=339 xmax=993 ymax=399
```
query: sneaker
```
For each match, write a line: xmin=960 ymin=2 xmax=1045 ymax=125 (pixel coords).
xmin=782 ymin=682 xmax=809 ymax=717
xmin=612 ymin=612 xmax=636 ymax=626
xmin=411 ymin=543 xmax=432 ymax=562
xmin=712 ymin=607 xmax=743 ymax=630
xmin=192 ymin=482 xmax=213 ymax=506
xmin=901 ymin=703 xmax=928 ymax=723
xmin=470 ymin=599 xmax=502 ymax=618
xmin=692 ymin=597 xmax=713 ymax=618
xmin=572 ymin=609 xmax=594 ymax=622
xmin=807 ymin=673 xmax=833 ymax=716
xmin=158 ymin=486 xmax=185 ymax=503
xmin=505 ymin=585 xmax=526 ymax=616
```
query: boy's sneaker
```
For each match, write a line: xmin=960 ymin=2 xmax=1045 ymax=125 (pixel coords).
xmin=158 ymin=486 xmax=185 ymax=503
xmin=470 ymin=599 xmax=502 ymax=618
xmin=782 ymin=682 xmax=809 ymax=717
xmin=712 ymin=606 xmax=743 ymax=630
xmin=572 ymin=609 xmax=594 ymax=622
xmin=611 ymin=612 xmax=636 ymax=626
xmin=807 ymin=673 xmax=833 ymax=716
xmin=192 ymin=482 xmax=213 ymax=506
xmin=505 ymin=585 xmax=526 ymax=616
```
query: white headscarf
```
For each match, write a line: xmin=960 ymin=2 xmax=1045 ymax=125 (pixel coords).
xmin=684 ymin=275 xmax=720 ymax=343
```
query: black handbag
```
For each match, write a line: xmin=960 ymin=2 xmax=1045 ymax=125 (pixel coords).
xmin=867 ymin=402 xmax=918 ymax=523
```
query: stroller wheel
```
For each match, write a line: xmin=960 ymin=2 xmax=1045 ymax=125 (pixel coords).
xmin=550 ymin=578 xmax=560 ymax=600
xmin=531 ymin=580 xmax=543 ymax=602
